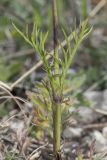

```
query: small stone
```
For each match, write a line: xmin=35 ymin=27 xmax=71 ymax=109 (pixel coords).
xmin=102 ymin=127 xmax=107 ymax=139
xmin=92 ymin=131 xmax=107 ymax=152
xmin=63 ymin=127 xmax=83 ymax=139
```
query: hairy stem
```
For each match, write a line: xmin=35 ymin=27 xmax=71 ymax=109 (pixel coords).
xmin=52 ymin=0 xmax=61 ymax=159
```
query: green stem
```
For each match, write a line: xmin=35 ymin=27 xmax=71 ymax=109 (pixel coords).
xmin=82 ymin=0 xmax=87 ymax=20
xmin=52 ymin=0 xmax=59 ymax=76
xmin=52 ymin=101 xmax=61 ymax=158
xmin=52 ymin=0 xmax=61 ymax=159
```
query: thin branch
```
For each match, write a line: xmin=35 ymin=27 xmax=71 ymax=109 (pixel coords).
xmin=0 ymin=84 xmax=27 ymax=120
xmin=83 ymin=122 xmax=107 ymax=130
xmin=89 ymin=0 xmax=107 ymax=18
xmin=90 ymin=106 xmax=107 ymax=116
xmin=1 ymin=49 xmax=35 ymax=60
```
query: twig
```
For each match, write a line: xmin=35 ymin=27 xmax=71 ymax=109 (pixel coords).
xmin=0 ymin=114 xmax=18 ymax=129
xmin=89 ymin=0 xmax=107 ymax=18
xmin=90 ymin=106 xmax=107 ymax=115
xmin=1 ymin=49 xmax=35 ymax=60
xmin=0 ymin=84 xmax=27 ymax=120
xmin=2 ymin=0 xmax=107 ymax=91
xmin=83 ymin=122 xmax=107 ymax=130
xmin=28 ymin=143 xmax=48 ymax=160
xmin=0 ymin=95 xmax=28 ymax=104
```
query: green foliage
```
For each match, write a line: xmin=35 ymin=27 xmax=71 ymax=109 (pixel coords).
xmin=27 ymin=81 xmax=52 ymax=128
xmin=13 ymin=20 xmax=91 ymax=97
xmin=13 ymin=20 xmax=91 ymax=135
xmin=5 ymin=152 xmax=14 ymax=160
xmin=27 ymin=71 xmax=87 ymax=134
xmin=13 ymin=14 xmax=91 ymax=158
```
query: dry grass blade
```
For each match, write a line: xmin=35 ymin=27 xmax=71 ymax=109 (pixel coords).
xmin=0 ymin=81 xmax=11 ymax=90
xmin=28 ymin=143 xmax=48 ymax=160
xmin=0 ymin=84 xmax=27 ymax=119
xmin=89 ymin=0 xmax=107 ymax=18
xmin=0 ymin=95 xmax=28 ymax=104
xmin=90 ymin=106 xmax=107 ymax=116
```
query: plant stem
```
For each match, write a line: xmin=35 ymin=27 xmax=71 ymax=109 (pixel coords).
xmin=53 ymin=101 xmax=61 ymax=159
xmin=52 ymin=0 xmax=61 ymax=159
xmin=52 ymin=0 xmax=59 ymax=75
xmin=82 ymin=0 xmax=87 ymax=20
